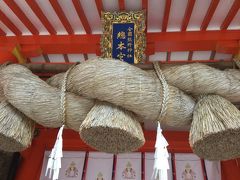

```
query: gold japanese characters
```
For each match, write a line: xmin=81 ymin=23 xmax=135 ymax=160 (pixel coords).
xmin=101 ymin=11 xmax=146 ymax=64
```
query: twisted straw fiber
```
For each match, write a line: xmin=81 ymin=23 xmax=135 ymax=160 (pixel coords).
xmin=189 ymin=95 xmax=240 ymax=160
xmin=161 ymin=63 xmax=240 ymax=103
xmin=48 ymin=59 xmax=195 ymax=127
xmin=0 ymin=64 xmax=34 ymax=152
xmin=225 ymin=69 xmax=240 ymax=81
xmin=0 ymin=100 xmax=34 ymax=152
xmin=80 ymin=101 xmax=145 ymax=153
xmin=1 ymin=64 xmax=145 ymax=153
xmin=48 ymin=73 xmax=145 ymax=153
xmin=0 ymin=64 xmax=94 ymax=132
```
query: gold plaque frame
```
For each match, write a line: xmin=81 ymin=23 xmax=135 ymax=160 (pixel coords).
xmin=100 ymin=11 xmax=146 ymax=64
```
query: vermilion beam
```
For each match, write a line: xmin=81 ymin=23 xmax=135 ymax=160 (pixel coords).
xmin=221 ymin=0 xmax=240 ymax=30
xmin=201 ymin=0 xmax=220 ymax=30
xmin=118 ymin=0 xmax=125 ymax=11
xmin=49 ymin=0 xmax=74 ymax=34
xmin=72 ymin=0 xmax=92 ymax=34
xmin=95 ymin=0 xmax=104 ymax=17
xmin=1 ymin=31 xmax=240 ymax=44
xmin=26 ymin=0 xmax=56 ymax=34
xmin=162 ymin=0 xmax=171 ymax=32
xmin=181 ymin=0 xmax=196 ymax=31
xmin=0 ymin=30 xmax=239 ymax=61
xmin=0 ymin=9 xmax=21 ymax=35
xmin=4 ymin=0 xmax=38 ymax=35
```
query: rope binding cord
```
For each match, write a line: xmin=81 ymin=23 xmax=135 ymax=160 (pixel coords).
xmin=152 ymin=62 xmax=169 ymax=180
xmin=45 ymin=64 xmax=77 ymax=180
xmin=153 ymin=62 xmax=169 ymax=121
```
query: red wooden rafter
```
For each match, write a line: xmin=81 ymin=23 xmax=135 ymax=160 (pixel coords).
xmin=142 ymin=0 xmax=148 ymax=32
xmin=181 ymin=0 xmax=196 ymax=31
xmin=49 ymin=0 xmax=74 ymax=34
xmin=63 ymin=54 xmax=69 ymax=63
xmin=221 ymin=0 xmax=240 ymax=30
xmin=0 ymin=9 xmax=21 ymax=35
xmin=4 ymin=0 xmax=38 ymax=35
xmin=166 ymin=51 xmax=171 ymax=61
xmin=0 ymin=28 xmax=6 ymax=36
xmin=162 ymin=0 xmax=171 ymax=32
xmin=83 ymin=54 xmax=88 ymax=61
xmin=25 ymin=0 xmax=56 ymax=35
xmin=72 ymin=0 xmax=92 ymax=34
xmin=201 ymin=0 xmax=220 ymax=31
xmin=188 ymin=51 xmax=193 ymax=61
xmin=43 ymin=54 xmax=50 ymax=63
xmin=95 ymin=0 xmax=104 ymax=17
xmin=210 ymin=50 xmax=216 ymax=60
xmin=118 ymin=0 xmax=125 ymax=11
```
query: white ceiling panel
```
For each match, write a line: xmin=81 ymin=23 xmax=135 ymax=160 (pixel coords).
xmin=48 ymin=54 xmax=65 ymax=62
xmin=149 ymin=52 xmax=167 ymax=61
xmin=0 ymin=20 xmax=14 ymax=36
xmin=125 ymin=0 xmax=142 ymax=11
xmin=187 ymin=0 xmax=211 ymax=31
xmin=58 ymin=0 xmax=85 ymax=34
xmin=207 ymin=0 xmax=234 ymax=30
xmin=36 ymin=0 xmax=67 ymax=35
xmin=214 ymin=53 xmax=232 ymax=60
xmin=30 ymin=55 xmax=45 ymax=63
xmin=170 ymin=51 xmax=189 ymax=60
xmin=0 ymin=1 xmax=31 ymax=35
xmin=192 ymin=51 xmax=211 ymax=60
xmin=68 ymin=54 xmax=85 ymax=62
xmin=14 ymin=0 xmax=49 ymax=35
xmin=147 ymin=0 xmax=165 ymax=32
xmin=228 ymin=10 xmax=240 ymax=30
xmin=81 ymin=0 xmax=102 ymax=34
xmin=167 ymin=0 xmax=188 ymax=32
xmin=102 ymin=0 xmax=119 ymax=12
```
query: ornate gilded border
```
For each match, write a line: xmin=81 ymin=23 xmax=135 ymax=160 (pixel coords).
xmin=100 ymin=11 xmax=146 ymax=64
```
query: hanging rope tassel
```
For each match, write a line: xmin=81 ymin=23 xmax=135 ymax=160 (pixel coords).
xmin=152 ymin=62 xmax=170 ymax=180
xmin=45 ymin=64 xmax=76 ymax=180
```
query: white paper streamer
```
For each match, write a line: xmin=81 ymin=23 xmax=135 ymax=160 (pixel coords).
xmin=45 ymin=125 xmax=64 ymax=180
xmin=152 ymin=122 xmax=169 ymax=180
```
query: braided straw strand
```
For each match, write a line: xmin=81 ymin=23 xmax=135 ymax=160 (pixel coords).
xmin=153 ymin=62 xmax=169 ymax=121
xmin=60 ymin=64 xmax=76 ymax=125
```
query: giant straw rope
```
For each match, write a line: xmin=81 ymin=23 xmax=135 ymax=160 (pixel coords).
xmin=0 ymin=58 xmax=240 ymax=160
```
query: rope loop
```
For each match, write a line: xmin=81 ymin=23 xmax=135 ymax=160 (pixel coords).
xmin=60 ymin=64 xmax=77 ymax=125
xmin=153 ymin=62 xmax=169 ymax=122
